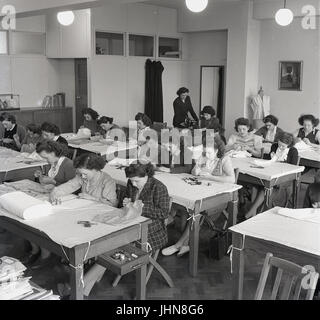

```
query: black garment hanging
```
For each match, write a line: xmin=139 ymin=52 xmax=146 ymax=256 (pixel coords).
xmin=145 ymin=59 xmax=164 ymax=123
xmin=217 ymin=67 xmax=224 ymax=126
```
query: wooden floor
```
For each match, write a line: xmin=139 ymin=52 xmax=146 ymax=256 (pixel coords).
xmin=0 ymin=182 xmax=315 ymax=300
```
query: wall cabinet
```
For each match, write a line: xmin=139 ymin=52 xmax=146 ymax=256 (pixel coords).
xmin=9 ymin=107 xmax=73 ymax=133
xmin=46 ymin=9 xmax=91 ymax=58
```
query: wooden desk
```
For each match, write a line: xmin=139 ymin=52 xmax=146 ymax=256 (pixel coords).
xmin=229 ymin=208 xmax=320 ymax=300
xmin=103 ymin=165 xmax=242 ymax=277
xmin=231 ymin=158 xmax=304 ymax=208
xmin=0 ymin=215 xmax=150 ymax=300
xmin=0 ymin=148 xmax=47 ymax=183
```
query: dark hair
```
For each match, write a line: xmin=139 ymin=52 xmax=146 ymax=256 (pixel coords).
xmin=97 ymin=116 xmax=114 ymax=125
xmin=298 ymin=114 xmax=319 ymax=127
xmin=135 ymin=113 xmax=152 ymax=127
xmin=36 ymin=140 xmax=65 ymax=157
xmin=202 ymin=134 xmax=225 ymax=159
xmin=125 ymin=162 xmax=155 ymax=179
xmin=0 ymin=112 xmax=8 ymax=122
xmin=1 ymin=113 xmax=16 ymax=124
xmin=234 ymin=118 xmax=251 ymax=132
xmin=41 ymin=122 xmax=60 ymax=135
xmin=201 ymin=106 xmax=216 ymax=117
xmin=74 ymin=153 xmax=105 ymax=171
xmin=26 ymin=123 xmax=41 ymax=135
xmin=176 ymin=87 xmax=189 ymax=96
xmin=278 ymin=132 xmax=294 ymax=147
xmin=82 ymin=108 xmax=99 ymax=120
xmin=263 ymin=115 xmax=279 ymax=126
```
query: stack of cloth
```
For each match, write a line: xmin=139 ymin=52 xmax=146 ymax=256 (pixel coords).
xmin=0 ymin=256 xmax=60 ymax=300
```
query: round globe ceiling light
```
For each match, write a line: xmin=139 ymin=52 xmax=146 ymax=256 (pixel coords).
xmin=185 ymin=0 xmax=208 ymax=13
xmin=57 ymin=11 xmax=75 ymax=26
xmin=275 ymin=8 xmax=294 ymax=26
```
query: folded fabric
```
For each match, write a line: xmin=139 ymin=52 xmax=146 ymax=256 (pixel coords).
xmin=253 ymin=159 xmax=274 ymax=167
xmin=0 ymin=191 xmax=53 ymax=220
xmin=295 ymin=141 xmax=312 ymax=151
xmin=277 ymin=208 xmax=320 ymax=224
xmin=228 ymin=150 xmax=252 ymax=158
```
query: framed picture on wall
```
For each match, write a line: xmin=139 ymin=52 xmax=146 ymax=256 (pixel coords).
xmin=278 ymin=61 xmax=303 ymax=91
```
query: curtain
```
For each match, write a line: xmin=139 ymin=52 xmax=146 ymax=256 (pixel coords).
xmin=217 ymin=67 xmax=224 ymax=126
xmin=145 ymin=59 xmax=164 ymax=123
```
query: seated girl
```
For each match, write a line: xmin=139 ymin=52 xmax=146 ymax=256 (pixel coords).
xmin=0 ymin=113 xmax=26 ymax=151
xmin=162 ymin=135 xmax=235 ymax=257
xmin=134 ymin=113 xmax=152 ymax=146
xmin=245 ymin=132 xmax=299 ymax=219
xmin=50 ymin=153 xmax=117 ymax=207
xmin=21 ymin=124 xmax=42 ymax=154
xmin=81 ymin=108 xmax=100 ymax=136
xmin=304 ymin=170 xmax=320 ymax=208
xmin=294 ymin=114 xmax=320 ymax=145
xmin=226 ymin=117 xmax=263 ymax=158
xmin=41 ymin=122 xmax=68 ymax=147
xmin=22 ymin=141 xmax=76 ymax=268
xmin=60 ymin=162 xmax=170 ymax=297
xmin=97 ymin=116 xmax=119 ymax=139
xmin=34 ymin=140 xmax=76 ymax=188
xmin=255 ymin=115 xmax=284 ymax=144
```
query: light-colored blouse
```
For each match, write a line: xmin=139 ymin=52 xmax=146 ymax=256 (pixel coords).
xmin=227 ymin=132 xmax=263 ymax=152
xmin=53 ymin=171 xmax=118 ymax=207
xmin=193 ymin=155 xmax=232 ymax=177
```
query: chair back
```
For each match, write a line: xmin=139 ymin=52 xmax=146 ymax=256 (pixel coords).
xmin=255 ymin=252 xmax=319 ymax=300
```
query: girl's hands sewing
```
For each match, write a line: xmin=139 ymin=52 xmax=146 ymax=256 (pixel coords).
xmin=78 ymin=193 xmax=96 ymax=201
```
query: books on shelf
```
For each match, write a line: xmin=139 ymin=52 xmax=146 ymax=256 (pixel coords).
xmin=0 ymin=256 xmax=60 ymax=300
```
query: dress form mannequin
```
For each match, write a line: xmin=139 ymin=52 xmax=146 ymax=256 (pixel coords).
xmin=250 ymin=86 xmax=270 ymax=130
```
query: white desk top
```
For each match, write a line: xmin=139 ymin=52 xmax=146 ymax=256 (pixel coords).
xmin=229 ymin=207 xmax=320 ymax=256
xmin=103 ymin=164 xmax=242 ymax=210
xmin=0 ymin=148 xmax=47 ymax=173
xmin=231 ymin=158 xmax=304 ymax=181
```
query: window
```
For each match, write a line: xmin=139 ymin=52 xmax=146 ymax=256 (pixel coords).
xmin=0 ymin=31 xmax=8 ymax=54
xmin=95 ymin=31 xmax=124 ymax=56
xmin=129 ymin=34 xmax=154 ymax=57
xmin=11 ymin=31 xmax=45 ymax=55
xmin=159 ymin=37 xmax=181 ymax=59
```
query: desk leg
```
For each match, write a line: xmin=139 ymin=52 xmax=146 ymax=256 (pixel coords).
xmin=232 ymin=233 xmax=244 ymax=300
xmin=227 ymin=191 xmax=239 ymax=227
xmin=72 ymin=149 xmax=78 ymax=161
xmin=189 ymin=202 xmax=202 ymax=277
xmin=293 ymin=173 xmax=301 ymax=209
xmin=265 ymin=187 xmax=273 ymax=209
xmin=69 ymin=248 xmax=84 ymax=300
xmin=136 ymin=223 xmax=148 ymax=300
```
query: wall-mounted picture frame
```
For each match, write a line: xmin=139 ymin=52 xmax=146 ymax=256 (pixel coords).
xmin=279 ymin=61 xmax=303 ymax=91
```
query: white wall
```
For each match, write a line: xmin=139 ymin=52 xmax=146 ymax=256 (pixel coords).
xmin=0 ymin=16 xmax=75 ymax=109
xmin=185 ymin=30 xmax=228 ymax=117
xmin=89 ymin=3 xmax=187 ymax=127
xmin=258 ymin=17 xmax=320 ymax=133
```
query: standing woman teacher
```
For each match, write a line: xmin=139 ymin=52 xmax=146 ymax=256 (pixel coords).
xmin=173 ymin=87 xmax=199 ymax=128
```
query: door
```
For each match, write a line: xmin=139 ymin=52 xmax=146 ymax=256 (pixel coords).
xmin=75 ymin=58 xmax=88 ymax=130
xmin=200 ymin=66 xmax=225 ymax=127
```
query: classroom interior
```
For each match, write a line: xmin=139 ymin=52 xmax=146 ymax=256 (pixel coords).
xmin=0 ymin=0 xmax=319 ymax=301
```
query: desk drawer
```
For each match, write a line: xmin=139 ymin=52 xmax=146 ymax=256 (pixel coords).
xmin=97 ymin=244 xmax=149 ymax=276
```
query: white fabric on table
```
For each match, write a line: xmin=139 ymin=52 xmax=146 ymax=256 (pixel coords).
xmin=0 ymin=147 xmax=47 ymax=173
xmin=78 ymin=141 xmax=137 ymax=156
xmin=0 ymin=198 xmax=147 ymax=248
xmin=102 ymin=165 xmax=242 ymax=210
xmin=231 ymin=158 xmax=304 ymax=181
xmin=299 ymin=148 xmax=320 ymax=163
xmin=229 ymin=207 xmax=320 ymax=256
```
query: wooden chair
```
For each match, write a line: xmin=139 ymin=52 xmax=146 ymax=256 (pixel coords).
xmin=111 ymin=198 xmax=174 ymax=289
xmin=255 ymin=253 xmax=319 ymax=300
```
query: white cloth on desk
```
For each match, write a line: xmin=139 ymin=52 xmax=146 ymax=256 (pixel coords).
xmin=0 ymin=198 xmax=147 ymax=248
xmin=229 ymin=207 xmax=320 ymax=256
xmin=231 ymin=158 xmax=304 ymax=180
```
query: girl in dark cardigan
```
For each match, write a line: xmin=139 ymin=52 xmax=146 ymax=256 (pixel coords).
xmin=34 ymin=140 xmax=76 ymax=187
xmin=245 ymin=132 xmax=299 ymax=219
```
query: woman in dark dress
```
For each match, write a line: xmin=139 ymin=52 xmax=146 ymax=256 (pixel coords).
xmin=173 ymin=87 xmax=199 ymax=128
xmin=294 ymin=114 xmax=320 ymax=145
